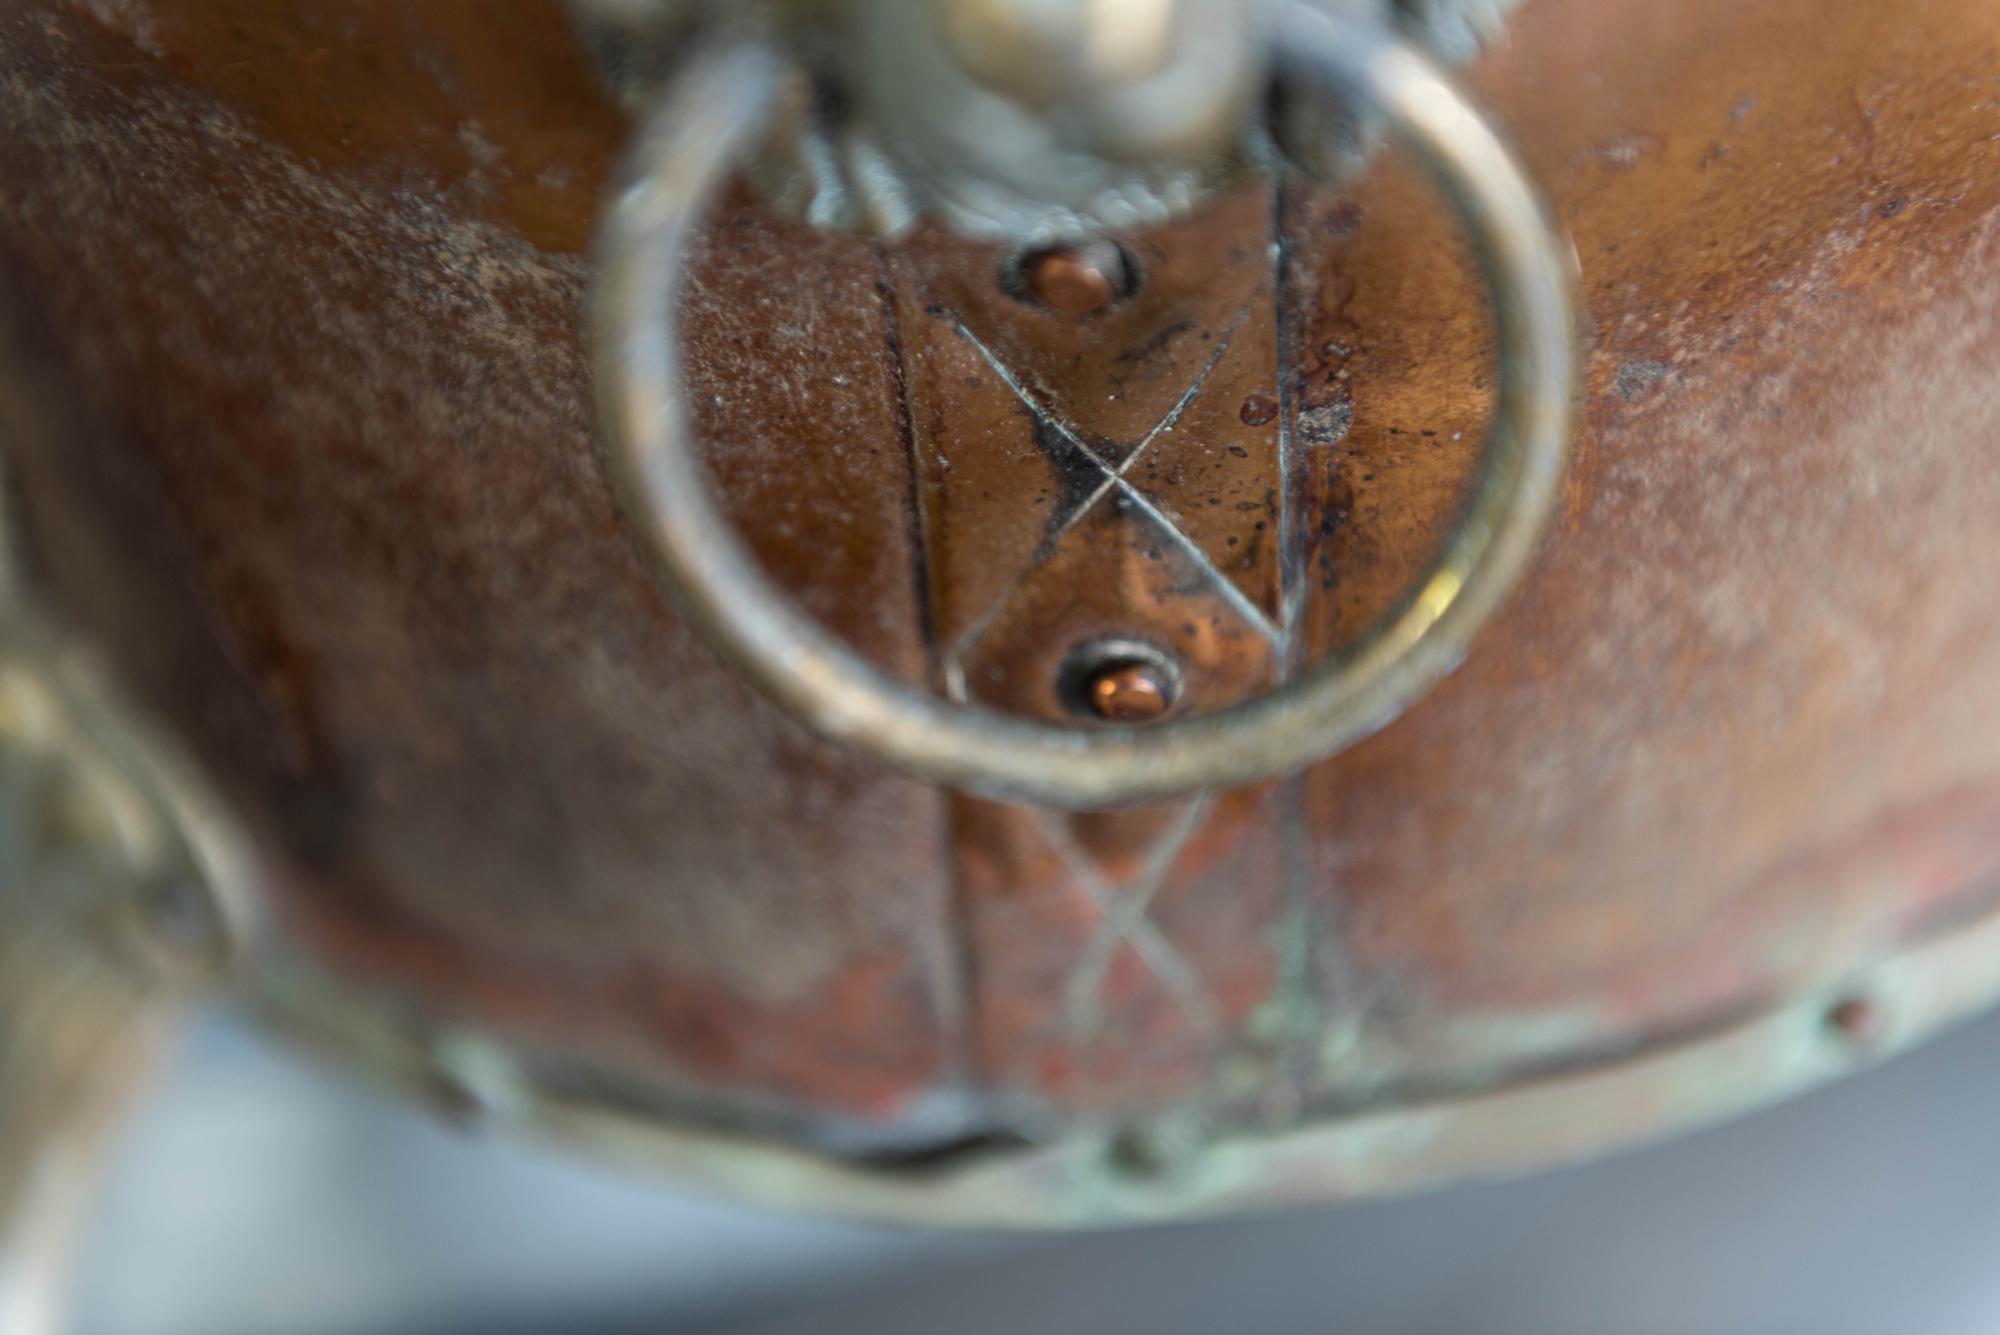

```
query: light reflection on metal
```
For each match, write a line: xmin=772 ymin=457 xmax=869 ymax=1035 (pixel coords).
xmin=593 ymin=5 xmax=1577 ymax=808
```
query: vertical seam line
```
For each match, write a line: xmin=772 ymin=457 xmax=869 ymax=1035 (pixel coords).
xmin=875 ymin=251 xmax=982 ymax=1095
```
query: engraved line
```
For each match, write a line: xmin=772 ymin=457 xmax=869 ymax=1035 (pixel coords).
xmin=1134 ymin=302 xmax=1256 ymax=454
xmin=948 ymin=316 xmax=1284 ymax=654
xmin=1270 ymin=176 xmax=1322 ymax=1091
xmin=1112 ymin=480 xmax=1284 ymax=645
xmin=947 ymin=314 xmax=1131 ymax=478
xmin=875 ymin=251 xmax=980 ymax=1082
xmin=1041 ymin=798 xmax=1221 ymax=1039
xmin=1272 ymin=187 xmax=1305 ymax=655
xmin=1068 ymin=793 xmax=1216 ymax=996
xmin=877 ymin=259 xmax=945 ymax=687
xmin=1034 ymin=298 xmax=1258 ymax=563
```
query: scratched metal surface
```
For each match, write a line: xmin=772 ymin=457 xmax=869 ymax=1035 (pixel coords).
xmin=5 ymin=0 xmax=2000 ymax=1183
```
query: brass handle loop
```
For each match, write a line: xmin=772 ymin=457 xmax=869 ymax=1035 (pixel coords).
xmin=594 ymin=3 xmax=1576 ymax=809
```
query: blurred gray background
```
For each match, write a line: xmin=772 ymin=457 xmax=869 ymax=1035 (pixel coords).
xmin=74 ymin=1006 xmax=2000 ymax=1335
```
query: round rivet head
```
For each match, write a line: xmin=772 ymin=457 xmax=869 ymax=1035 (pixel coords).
xmin=1826 ymin=995 xmax=1883 ymax=1047
xmin=1061 ymin=639 xmax=1185 ymax=724
xmin=1089 ymin=661 xmax=1174 ymax=722
xmin=1022 ymin=240 xmax=1131 ymax=315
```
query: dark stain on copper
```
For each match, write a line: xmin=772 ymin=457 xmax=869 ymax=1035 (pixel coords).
xmin=1616 ymin=360 xmax=1672 ymax=402
xmin=1322 ymin=200 xmax=1364 ymax=236
xmin=1029 ymin=414 xmax=1114 ymax=557
xmin=1241 ymin=392 xmax=1279 ymax=426
xmin=1116 ymin=318 xmax=1197 ymax=366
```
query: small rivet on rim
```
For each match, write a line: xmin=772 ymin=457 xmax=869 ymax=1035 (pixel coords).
xmin=1826 ymin=994 xmax=1883 ymax=1047
xmin=429 ymin=1034 xmax=529 ymax=1126
xmin=1020 ymin=240 xmax=1132 ymax=315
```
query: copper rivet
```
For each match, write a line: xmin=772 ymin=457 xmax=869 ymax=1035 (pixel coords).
xmin=1025 ymin=241 xmax=1128 ymax=315
xmin=1827 ymin=995 xmax=1880 ymax=1044
xmin=1088 ymin=661 xmax=1173 ymax=723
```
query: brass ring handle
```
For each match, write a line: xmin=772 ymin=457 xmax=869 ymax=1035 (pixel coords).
xmin=594 ymin=3 xmax=1576 ymax=810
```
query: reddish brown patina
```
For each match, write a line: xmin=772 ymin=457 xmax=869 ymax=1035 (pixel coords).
xmin=2 ymin=0 xmax=1999 ymax=1160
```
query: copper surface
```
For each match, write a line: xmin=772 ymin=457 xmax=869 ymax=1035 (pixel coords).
xmin=1086 ymin=662 xmax=1175 ymax=724
xmin=3 ymin=0 xmax=2000 ymax=1163
xmin=1024 ymin=243 xmax=1128 ymax=315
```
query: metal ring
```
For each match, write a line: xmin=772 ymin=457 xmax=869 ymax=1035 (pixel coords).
xmin=594 ymin=4 xmax=1576 ymax=810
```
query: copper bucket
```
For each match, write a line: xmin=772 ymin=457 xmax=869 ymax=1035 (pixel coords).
xmin=2 ymin=0 xmax=1999 ymax=1263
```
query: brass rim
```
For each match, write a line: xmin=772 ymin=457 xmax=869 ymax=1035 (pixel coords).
xmin=593 ymin=5 xmax=1576 ymax=809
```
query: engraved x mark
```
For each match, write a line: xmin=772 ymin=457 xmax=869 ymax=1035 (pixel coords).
xmin=1038 ymin=796 xmax=1222 ymax=1042
xmin=941 ymin=305 xmax=1279 ymax=700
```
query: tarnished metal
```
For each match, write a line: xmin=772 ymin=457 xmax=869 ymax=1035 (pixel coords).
xmin=567 ymin=0 xmax=1524 ymax=238
xmin=594 ymin=4 xmax=1577 ymax=809
xmin=2 ymin=0 xmax=2000 ymax=1242
xmin=244 ymin=858 xmax=2000 ymax=1228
